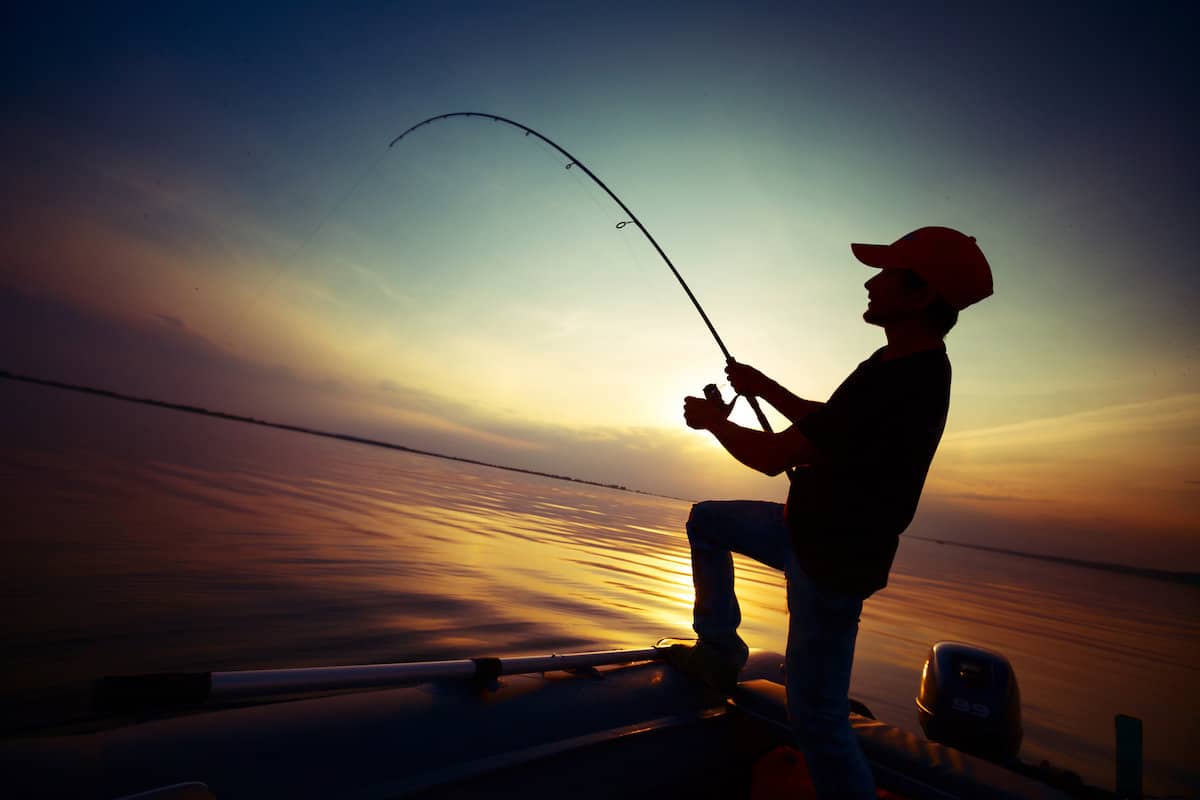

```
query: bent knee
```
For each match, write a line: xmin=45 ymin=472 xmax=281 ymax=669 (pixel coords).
xmin=686 ymin=501 xmax=718 ymax=535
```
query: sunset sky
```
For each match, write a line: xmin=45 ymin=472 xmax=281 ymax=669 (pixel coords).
xmin=3 ymin=2 xmax=1197 ymax=568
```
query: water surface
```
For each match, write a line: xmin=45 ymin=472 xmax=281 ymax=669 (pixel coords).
xmin=2 ymin=380 xmax=1196 ymax=796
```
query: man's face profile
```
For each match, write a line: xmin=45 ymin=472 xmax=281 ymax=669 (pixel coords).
xmin=862 ymin=268 xmax=933 ymax=327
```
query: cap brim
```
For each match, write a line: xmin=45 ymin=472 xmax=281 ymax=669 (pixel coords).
xmin=850 ymin=243 xmax=902 ymax=268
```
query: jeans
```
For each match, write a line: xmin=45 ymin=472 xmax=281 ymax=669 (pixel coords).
xmin=686 ymin=500 xmax=877 ymax=800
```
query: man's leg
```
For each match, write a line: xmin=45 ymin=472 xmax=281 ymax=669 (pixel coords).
xmin=685 ymin=500 xmax=791 ymax=660
xmin=784 ymin=559 xmax=876 ymax=799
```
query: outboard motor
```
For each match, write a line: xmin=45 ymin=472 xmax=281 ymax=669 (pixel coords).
xmin=916 ymin=641 xmax=1022 ymax=762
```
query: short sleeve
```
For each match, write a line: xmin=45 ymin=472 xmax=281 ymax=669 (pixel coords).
xmin=795 ymin=399 xmax=862 ymax=464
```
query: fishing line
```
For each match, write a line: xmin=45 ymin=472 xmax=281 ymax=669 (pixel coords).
xmin=233 ymin=146 xmax=392 ymax=331
xmin=555 ymin=139 xmax=654 ymax=305
xmin=390 ymin=112 xmax=779 ymax=441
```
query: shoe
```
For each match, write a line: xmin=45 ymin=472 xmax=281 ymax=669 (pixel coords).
xmin=664 ymin=639 xmax=747 ymax=694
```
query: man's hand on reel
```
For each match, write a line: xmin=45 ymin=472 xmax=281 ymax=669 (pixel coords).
xmin=683 ymin=385 xmax=734 ymax=431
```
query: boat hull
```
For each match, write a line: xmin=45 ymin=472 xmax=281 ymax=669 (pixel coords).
xmin=2 ymin=651 xmax=1068 ymax=799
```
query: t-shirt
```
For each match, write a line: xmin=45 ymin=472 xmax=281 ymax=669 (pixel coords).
xmin=786 ymin=346 xmax=951 ymax=597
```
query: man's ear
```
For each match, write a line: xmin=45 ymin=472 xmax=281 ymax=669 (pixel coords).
xmin=908 ymin=280 xmax=938 ymax=311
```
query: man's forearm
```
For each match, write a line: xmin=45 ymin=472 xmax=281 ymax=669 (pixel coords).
xmin=708 ymin=419 xmax=792 ymax=477
xmin=757 ymin=381 xmax=824 ymax=423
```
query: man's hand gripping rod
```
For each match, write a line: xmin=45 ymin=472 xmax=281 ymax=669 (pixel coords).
xmin=704 ymin=361 xmax=775 ymax=434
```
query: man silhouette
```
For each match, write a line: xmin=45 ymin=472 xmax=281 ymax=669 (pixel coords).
xmin=673 ymin=227 xmax=993 ymax=798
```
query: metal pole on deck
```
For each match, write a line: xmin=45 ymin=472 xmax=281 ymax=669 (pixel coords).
xmin=1114 ymin=713 xmax=1143 ymax=799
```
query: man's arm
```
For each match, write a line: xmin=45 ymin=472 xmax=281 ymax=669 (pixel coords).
xmin=684 ymin=396 xmax=820 ymax=476
xmin=708 ymin=420 xmax=819 ymax=476
xmin=725 ymin=362 xmax=823 ymax=423
xmin=756 ymin=383 xmax=824 ymax=423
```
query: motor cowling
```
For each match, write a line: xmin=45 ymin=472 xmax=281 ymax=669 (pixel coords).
xmin=916 ymin=641 xmax=1022 ymax=762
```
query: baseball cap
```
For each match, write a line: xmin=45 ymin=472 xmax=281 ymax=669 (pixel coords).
xmin=851 ymin=226 xmax=993 ymax=310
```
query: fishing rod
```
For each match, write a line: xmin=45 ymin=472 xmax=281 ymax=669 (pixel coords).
xmin=390 ymin=112 xmax=779 ymax=440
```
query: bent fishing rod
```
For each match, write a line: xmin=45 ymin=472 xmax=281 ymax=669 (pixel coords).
xmin=390 ymin=112 xmax=778 ymax=441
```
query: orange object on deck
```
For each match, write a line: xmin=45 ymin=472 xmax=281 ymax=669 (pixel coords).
xmin=750 ymin=746 xmax=817 ymax=799
xmin=750 ymin=744 xmax=911 ymax=800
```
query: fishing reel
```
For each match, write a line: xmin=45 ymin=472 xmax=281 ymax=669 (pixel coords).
xmin=702 ymin=383 xmax=736 ymax=417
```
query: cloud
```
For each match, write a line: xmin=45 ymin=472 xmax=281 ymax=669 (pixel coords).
xmin=928 ymin=393 xmax=1200 ymax=536
xmin=0 ymin=284 xmax=331 ymax=414
xmin=0 ymin=284 xmax=585 ymax=475
xmin=935 ymin=491 xmax=1049 ymax=504
xmin=944 ymin=394 xmax=1200 ymax=451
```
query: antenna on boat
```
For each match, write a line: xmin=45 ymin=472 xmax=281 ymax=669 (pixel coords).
xmin=93 ymin=645 xmax=668 ymax=710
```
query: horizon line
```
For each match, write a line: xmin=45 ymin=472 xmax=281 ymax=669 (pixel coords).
xmin=906 ymin=535 xmax=1200 ymax=586
xmin=0 ymin=368 xmax=692 ymax=503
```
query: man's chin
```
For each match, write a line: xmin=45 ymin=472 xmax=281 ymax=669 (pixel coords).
xmin=862 ymin=307 xmax=886 ymax=326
